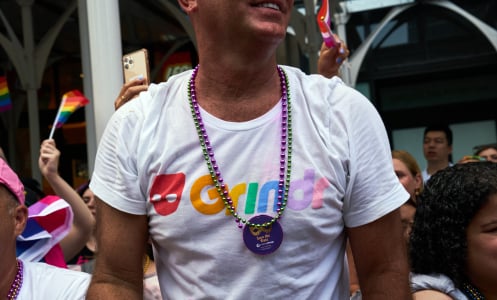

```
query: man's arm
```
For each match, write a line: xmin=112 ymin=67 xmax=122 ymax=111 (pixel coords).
xmin=347 ymin=208 xmax=411 ymax=299
xmin=86 ymin=197 xmax=149 ymax=299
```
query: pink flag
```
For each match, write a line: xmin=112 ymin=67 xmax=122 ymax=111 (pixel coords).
xmin=316 ymin=0 xmax=338 ymax=48
xmin=16 ymin=195 xmax=73 ymax=263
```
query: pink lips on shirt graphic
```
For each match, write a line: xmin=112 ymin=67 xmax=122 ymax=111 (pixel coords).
xmin=149 ymin=173 xmax=185 ymax=216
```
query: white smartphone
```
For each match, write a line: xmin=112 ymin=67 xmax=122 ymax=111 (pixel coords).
xmin=122 ymin=48 xmax=150 ymax=84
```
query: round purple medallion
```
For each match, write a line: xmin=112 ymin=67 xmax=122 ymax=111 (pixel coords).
xmin=243 ymin=215 xmax=283 ymax=255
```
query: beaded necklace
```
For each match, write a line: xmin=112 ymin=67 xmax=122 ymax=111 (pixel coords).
xmin=462 ymin=282 xmax=485 ymax=300
xmin=7 ymin=259 xmax=23 ymax=300
xmin=188 ymin=65 xmax=292 ymax=254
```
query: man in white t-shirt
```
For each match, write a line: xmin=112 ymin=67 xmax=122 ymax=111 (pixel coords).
xmin=87 ymin=1 xmax=411 ymax=299
xmin=0 ymin=158 xmax=90 ymax=300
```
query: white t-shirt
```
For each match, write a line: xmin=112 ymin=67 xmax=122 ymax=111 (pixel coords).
xmin=17 ymin=260 xmax=90 ymax=299
xmin=91 ymin=65 xmax=408 ymax=300
xmin=410 ymin=273 xmax=467 ymax=300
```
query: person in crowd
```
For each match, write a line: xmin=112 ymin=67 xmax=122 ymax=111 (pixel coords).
xmin=0 ymin=158 xmax=90 ymax=299
xmin=1 ymin=146 xmax=45 ymax=207
xmin=457 ymin=143 xmax=497 ymax=164
xmin=38 ymin=139 xmax=95 ymax=264
xmin=474 ymin=143 xmax=497 ymax=163
xmin=111 ymin=40 xmax=347 ymax=299
xmin=66 ymin=181 xmax=97 ymax=271
xmin=392 ymin=149 xmax=423 ymax=241
xmin=422 ymin=124 xmax=453 ymax=182
xmin=88 ymin=3 xmax=409 ymax=298
xmin=409 ymin=162 xmax=497 ymax=299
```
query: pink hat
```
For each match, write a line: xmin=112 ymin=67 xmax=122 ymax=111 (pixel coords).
xmin=0 ymin=158 xmax=25 ymax=205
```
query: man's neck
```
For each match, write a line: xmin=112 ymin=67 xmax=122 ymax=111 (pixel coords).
xmin=193 ymin=63 xmax=282 ymax=121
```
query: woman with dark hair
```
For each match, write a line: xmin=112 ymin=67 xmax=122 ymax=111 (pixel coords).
xmin=409 ymin=162 xmax=497 ymax=299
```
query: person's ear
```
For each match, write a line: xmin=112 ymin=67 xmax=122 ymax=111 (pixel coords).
xmin=177 ymin=0 xmax=197 ymax=13
xmin=13 ymin=205 xmax=28 ymax=236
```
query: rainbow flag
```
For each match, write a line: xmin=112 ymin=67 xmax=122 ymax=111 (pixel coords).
xmin=316 ymin=0 xmax=337 ymax=48
xmin=49 ymin=89 xmax=89 ymax=138
xmin=55 ymin=89 xmax=89 ymax=128
xmin=0 ymin=76 xmax=12 ymax=112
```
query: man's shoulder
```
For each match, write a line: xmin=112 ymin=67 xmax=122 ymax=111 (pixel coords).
xmin=119 ymin=68 xmax=193 ymax=116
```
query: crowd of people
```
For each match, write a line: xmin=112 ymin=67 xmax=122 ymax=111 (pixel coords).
xmin=1 ymin=1 xmax=497 ymax=299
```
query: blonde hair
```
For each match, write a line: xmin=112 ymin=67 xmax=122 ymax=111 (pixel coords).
xmin=392 ymin=150 xmax=424 ymax=195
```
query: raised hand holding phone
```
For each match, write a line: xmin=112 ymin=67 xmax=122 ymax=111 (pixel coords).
xmin=116 ymin=48 xmax=150 ymax=110
xmin=123 ymin=48 xmax=150 ymax=84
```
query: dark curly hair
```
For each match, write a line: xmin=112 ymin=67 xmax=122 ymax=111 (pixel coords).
xmin=409 ymin=162 xmax=497 ymax=288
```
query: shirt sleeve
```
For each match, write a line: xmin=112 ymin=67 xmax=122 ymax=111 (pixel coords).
xmin=90 ymin=94 xmax=148 ymax=215
xmin=336 ymin=84 xmax=409 ymax=228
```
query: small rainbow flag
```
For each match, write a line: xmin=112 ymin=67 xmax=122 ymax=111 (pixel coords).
xmin=0 ymin=76 xmax=12 ymax=112
xmin=49 ymin=89 xmax=89 ymax=138
xmin=316 ymin=0 xmax=338 ymax=48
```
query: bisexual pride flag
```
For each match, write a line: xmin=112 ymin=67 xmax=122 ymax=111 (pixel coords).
xmin=0 ymin=76 xmax=12 ymax=112
xmin=16 ymin=195 xmax=73 ymax=265
xmin=49 ymin=89 xmax=89 ymax=138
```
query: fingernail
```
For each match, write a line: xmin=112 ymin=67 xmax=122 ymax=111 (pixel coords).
xmin=336 ymin=57 xmax=343 ymax=64
xmin=136 ymin=74 xmax=144 ymax=80
xmin=339 ymin=48 xmax=345 ymax=54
